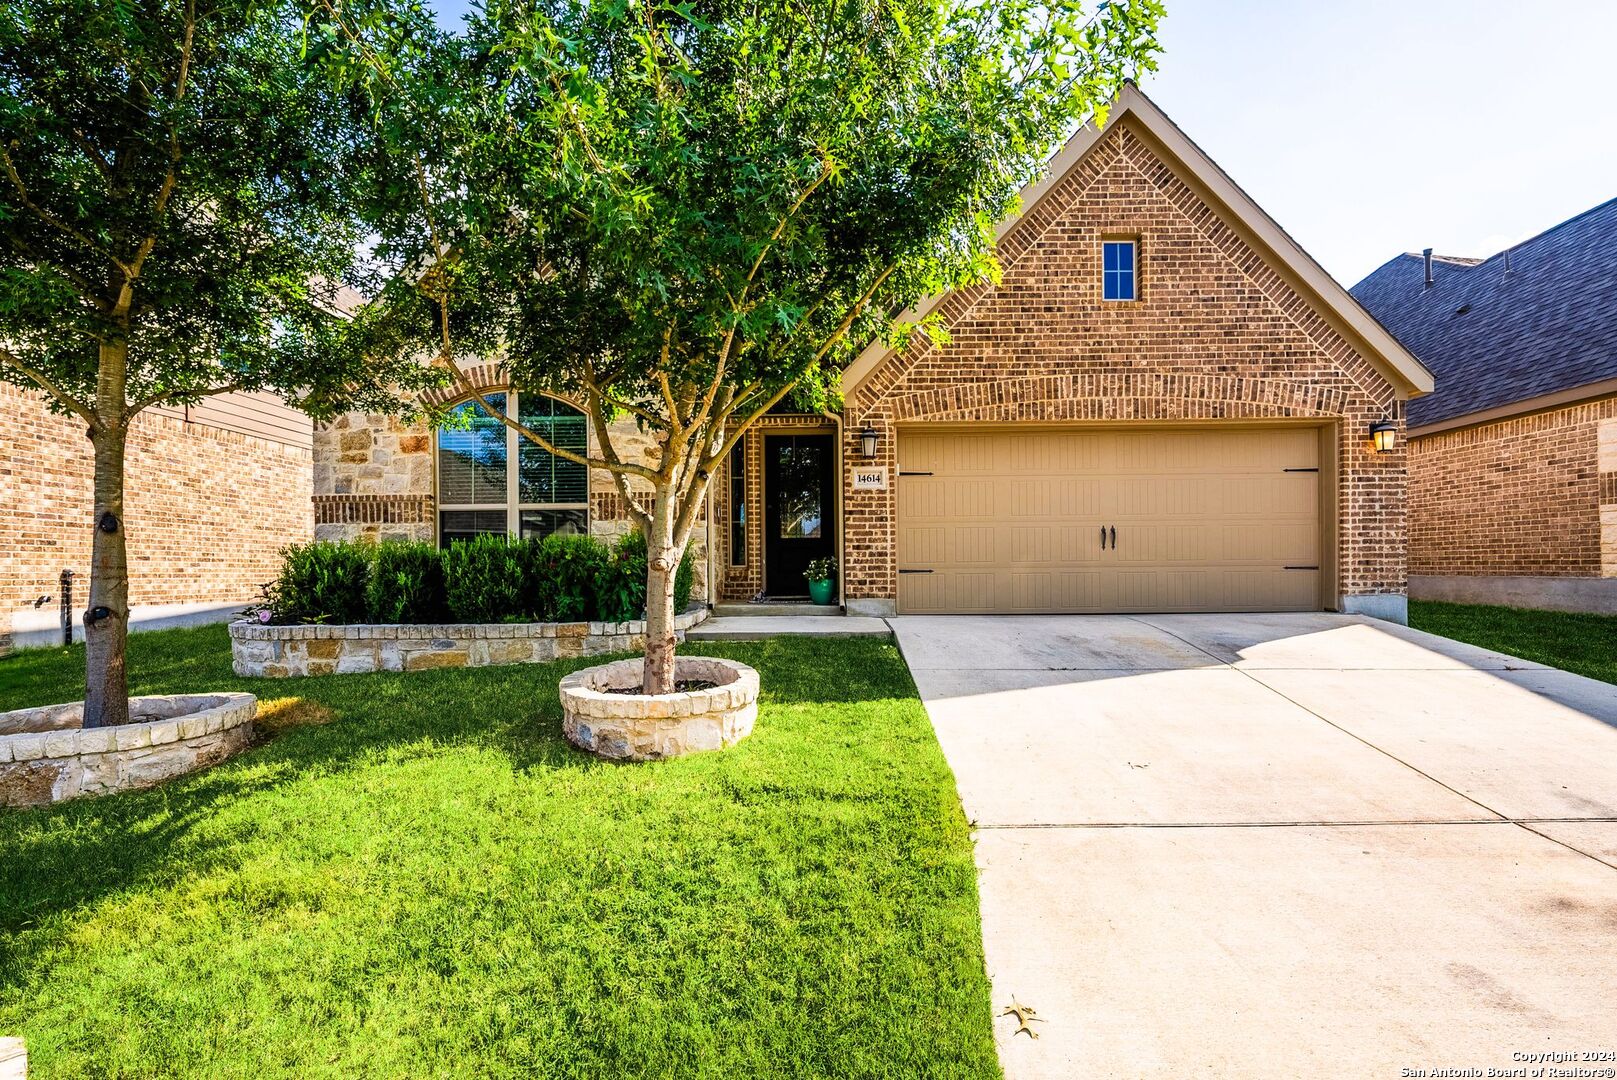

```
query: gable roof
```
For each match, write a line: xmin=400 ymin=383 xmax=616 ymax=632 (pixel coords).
xmin=840 ymin=83 xmax=1434 ymax=399
xmin=1351 ymin=197 xmax=1617 ymax=431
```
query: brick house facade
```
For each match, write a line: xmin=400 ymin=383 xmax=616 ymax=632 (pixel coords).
xmin=1355 ymin=199 xmax=1617 ymax=613
xmin=1 ymin=382 xmax=313 ymax=653
xmin=315 ymin=87 xmax=1431 ymax=622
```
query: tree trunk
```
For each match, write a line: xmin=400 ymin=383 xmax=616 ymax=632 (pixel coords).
xmin=84 ymin=420 xmax=130 ymax=728
xmin=84 ymin=334 xmax=131 ymax=729
xmin=642 ymin=539 xmax=681 ymax=695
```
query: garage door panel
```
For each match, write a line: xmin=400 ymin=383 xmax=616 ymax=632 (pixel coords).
xmin=898 ymin=476 xmax=945 ymax=518
xmin=1010 ymin=524 xmax=1056 ymax=564
xmin=905 ymin=525 xmax=949 ymax=564
xmin=951 ymin=525 xmax=999 ymax=565
xmin=897 ymin=426 xmax=1324 ymax=614
xmin=950 ymin=479 xmax=998 ymax=518
xmin=1010 ymin=479 xmax=1051 ymax=517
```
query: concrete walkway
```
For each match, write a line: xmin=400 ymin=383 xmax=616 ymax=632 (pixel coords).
xmin=891 ymin=613 xmax=1617 ymax=1079
xmin=685 ymin=615 xmax=891 ymax=640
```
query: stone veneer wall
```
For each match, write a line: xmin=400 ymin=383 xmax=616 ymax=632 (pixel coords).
xmin=313 ymin=361 xmax=709 ymax=600
xmin=1409 ymin=398 xmax=1617 ymax=579
xmin=1 ymin=383 xmax=312 ymax=653
xmin=230 ymin=608 xmax=709 ymax=678
xmin=841 ymin=117 xmax=1410 ymax=611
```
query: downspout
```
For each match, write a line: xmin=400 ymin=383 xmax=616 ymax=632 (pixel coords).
xmin=821 ymin=408 xmax=845 ymax=611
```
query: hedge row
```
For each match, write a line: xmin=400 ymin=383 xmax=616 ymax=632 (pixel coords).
xmin=261 ymin=532 xmax=695 ymax=625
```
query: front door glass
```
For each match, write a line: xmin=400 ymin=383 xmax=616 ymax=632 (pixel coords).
xmin=765 ymin=434 xmax=835 ymax=597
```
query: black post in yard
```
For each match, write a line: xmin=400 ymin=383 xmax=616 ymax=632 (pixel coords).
xmin=60 ymin=568 xmax=74 ymax=646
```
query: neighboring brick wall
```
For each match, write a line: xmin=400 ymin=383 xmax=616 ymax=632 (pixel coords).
xmin=1409 ymin=397 xmax=1617 ymax=578
xmin=1 ymin=382 xmax=312 ymax=647
xmin=842 ymin=118 xmax=1409 ymax=607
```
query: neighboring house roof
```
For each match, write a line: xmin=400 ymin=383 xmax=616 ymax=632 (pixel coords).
xmin=840 ymin=83 xmax=1435 ymax=399
xmin=1352 ymin=197 xmax=1617 ymax=431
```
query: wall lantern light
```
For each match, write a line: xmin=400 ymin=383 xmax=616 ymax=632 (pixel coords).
xmin=859 ymin=424 xmax=880 ymax=459
xmin=1369 ymin=420 xmax=1397 ymax=454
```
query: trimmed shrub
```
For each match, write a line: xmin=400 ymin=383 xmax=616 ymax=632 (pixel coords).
xmin=527 ymin=533 xmax=608 ymax=622
xmin=262 ymin=532 xmax=694 ymax=625
xmin=367 ymin=541 xmax=447 ymax=624
xmin=674 ymin=543 xmax=694 ymax=613
xmin=595 ymin=531 xmax=695 ymax=621
xmin=442 ymin=534 xmax=524 ymax=622
xmin=594 ymin=532 xmax=647 ymax=623
xmin=267 ymin=542 xmax=370 ymax=624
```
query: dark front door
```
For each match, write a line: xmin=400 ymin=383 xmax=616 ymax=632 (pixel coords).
xmin=765 ymin=433 xmax=835 ymax=598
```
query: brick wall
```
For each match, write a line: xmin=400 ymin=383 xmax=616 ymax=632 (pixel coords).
xmin=1409 ymin=397 xmax=1617 ymax=578
xmin=1 ymin=383 xmax=312 ymax=648
xmin=842 ymin=118 xmax=1409 ymax=607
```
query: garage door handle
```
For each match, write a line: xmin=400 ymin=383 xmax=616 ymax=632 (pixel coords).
xmin=1100 ymin=525 xmax=1108 ymax=550
xmin=1109 ymin=526 xmax=1116 ymax=550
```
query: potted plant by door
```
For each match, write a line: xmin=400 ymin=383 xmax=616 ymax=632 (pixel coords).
xmin=805 ymin=556 xmax=838 ymax=606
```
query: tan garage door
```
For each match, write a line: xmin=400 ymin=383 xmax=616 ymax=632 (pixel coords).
xmin=897 ymin=426 xmax=1324 ymax=614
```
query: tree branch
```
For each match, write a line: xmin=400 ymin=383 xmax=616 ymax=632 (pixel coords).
xmin=0 ymin=345 xmax=99 ymax=427
xmin=582 ymin=363 xmax=666 ymax=428
xmin=583 ymin=384 xmax=652 ymax=532
xmin=0 ymin=145 xmax=129 ymax=276
xmin=432 ymin=350 xmax=659 ymax=480
xmin=126 ymin=378 xmax=248 ymax=419
xmin=812 ymin=264 xmax=894 ymax=363
xmin=2 ymin=229 xmax=109 ymax=307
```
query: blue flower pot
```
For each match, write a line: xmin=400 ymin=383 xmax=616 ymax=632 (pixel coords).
xmin=807 ymin=578 xmax=835 ymax=605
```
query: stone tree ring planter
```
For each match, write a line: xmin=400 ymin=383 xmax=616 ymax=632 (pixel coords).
xmin=560 ymin=657 xmax=759 ymax=762
xmin=0 ymin=693 xmax=256 ymax=808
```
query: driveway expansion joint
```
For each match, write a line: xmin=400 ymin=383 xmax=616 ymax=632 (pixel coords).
xmin=973 ymin=817 xmax=1617 ymax=830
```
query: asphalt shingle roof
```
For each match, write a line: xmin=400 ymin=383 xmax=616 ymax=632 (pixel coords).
xmin=1350 ymin=197 xmax=1617 ymax=429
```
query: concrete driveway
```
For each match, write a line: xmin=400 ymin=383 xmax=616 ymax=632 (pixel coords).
xmin=891 ymin=613 xmax=1617 ymax=1079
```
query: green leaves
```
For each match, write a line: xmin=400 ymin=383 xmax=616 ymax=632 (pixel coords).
xmin=336 ymin=0 xmax=1160 ymax=432
xmin=0 ymin=0 xmax=442 ymax=421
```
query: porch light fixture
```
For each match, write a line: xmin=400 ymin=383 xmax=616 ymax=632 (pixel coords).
xmin=1369 ymin=420 xmax=1397 ymax=454
xmin=859 ymin=424 xmax=880 ymax=459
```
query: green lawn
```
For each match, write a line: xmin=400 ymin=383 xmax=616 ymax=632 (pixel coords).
xmin=0 ymin=627 xmax=999 ymax=1079
xmin=1410 ymin=599 xmax=1617 ymax=685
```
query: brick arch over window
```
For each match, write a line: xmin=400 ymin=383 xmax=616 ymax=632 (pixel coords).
xmin=420 ymin=361 xmax=509 ymax=409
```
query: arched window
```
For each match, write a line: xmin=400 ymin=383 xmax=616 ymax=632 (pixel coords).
xmin=435 ymin=391 xmax=589 ymax=544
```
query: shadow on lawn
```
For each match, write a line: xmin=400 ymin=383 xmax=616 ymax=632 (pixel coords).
xmin=0 ymin=630 xmax=915 ymax=974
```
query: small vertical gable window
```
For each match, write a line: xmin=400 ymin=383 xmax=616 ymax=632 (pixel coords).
xmin=1103 ymin=240 xmax=1137 ymax=301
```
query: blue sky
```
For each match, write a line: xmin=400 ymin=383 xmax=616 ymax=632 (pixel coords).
xmin=425 ymin=0 xmax=1617 ymax=286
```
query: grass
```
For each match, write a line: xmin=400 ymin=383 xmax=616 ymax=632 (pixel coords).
xmin=1410 ymin=599 xmax=1617 ymax=685
xmin=0 ymin=627 xmax=999 ymax=1079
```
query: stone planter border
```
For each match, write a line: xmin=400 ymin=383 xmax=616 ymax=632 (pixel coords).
xmin=560 ymin=656 xmax=760 ymax=761
xmin=229 ymin=607 xmax=709 ymax=678
xmin=0 ymin=693 xmax=257 ymax=808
